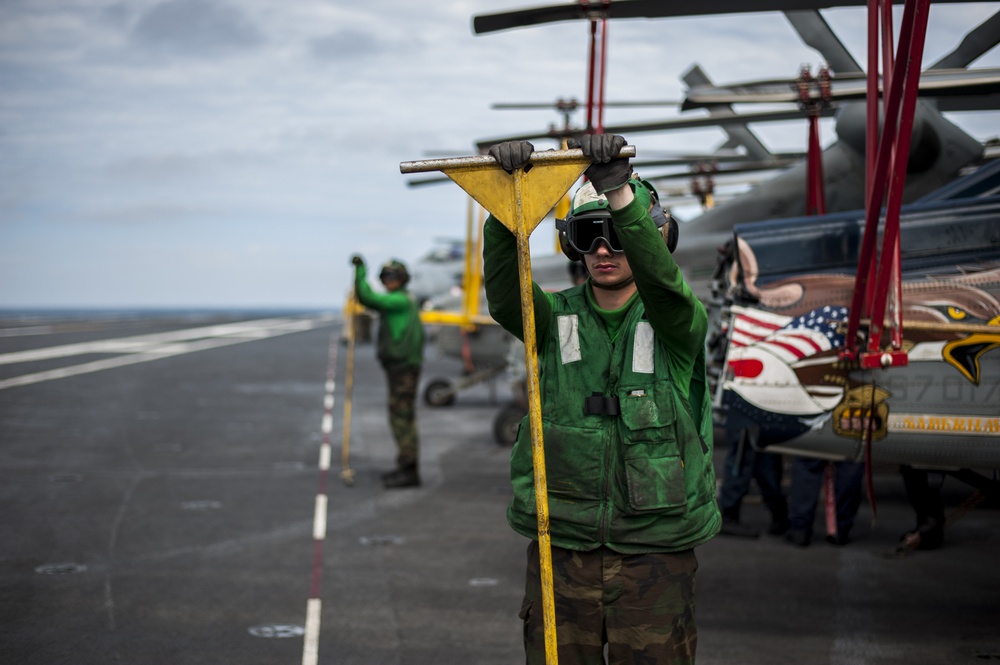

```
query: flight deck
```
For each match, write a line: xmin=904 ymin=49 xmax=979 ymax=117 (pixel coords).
xmin=1 ymin=312 xmax=997 ymax=664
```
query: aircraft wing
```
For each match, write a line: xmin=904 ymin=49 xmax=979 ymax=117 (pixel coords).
xmin=473 ymin=0 xmax=985 ymax=34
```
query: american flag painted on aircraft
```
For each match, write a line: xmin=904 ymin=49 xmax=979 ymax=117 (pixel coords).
xmin=730 ymin=305 xmax=849 ymax=362
xmin=726 ymin=304 xmax=850 ymax=415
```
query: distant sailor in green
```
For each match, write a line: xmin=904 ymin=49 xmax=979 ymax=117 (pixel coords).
xmin=351 ymin=255 xmax=425 ymax=489
xmin=484 ymin=135 xmax=720 ymax=664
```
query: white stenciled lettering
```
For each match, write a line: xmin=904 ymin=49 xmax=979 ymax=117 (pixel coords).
xmin=892 ymin=413 xmax=1000 ymax=436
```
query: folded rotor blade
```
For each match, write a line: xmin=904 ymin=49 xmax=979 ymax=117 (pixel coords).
xmin=633 ymin=152 xmax=805 ymax=169
xmin=930 ymin=10 xmax=1000 ymax=70
xmin=682 ymin=68 xmax=1000 ymax=107
xmin=683 ymin=65 xmax=774 ymax=162
xmin=472 ymin=0 xmax=980 ymax=34
xmin=473 ymin=107 xmax=839 ymax=153
xmin=783 ymin=10 xmax=862 ymax=74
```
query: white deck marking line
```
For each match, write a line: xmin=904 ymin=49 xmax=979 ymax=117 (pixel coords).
xmin=302 ymin=331 xmax=339 ymax=665
xmin=302 ymin=598 xmax=322 ymax=665
xmin=0 ymin=317 xmax=327 ymax=365
xmin=0 ymin=325 xmax=57 ymax=337
xmin=0 ymin=316 xmax=336 ymax=390
xmin=312 ymin=495 xmax=328 ymax=540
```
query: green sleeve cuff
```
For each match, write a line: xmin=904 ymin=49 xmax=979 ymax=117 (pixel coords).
xmin=610 ymin=180 xmax=652 ymax=229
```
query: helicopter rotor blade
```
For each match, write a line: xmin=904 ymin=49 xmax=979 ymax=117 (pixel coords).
xmin=406 ymin=175 xmax=453 ymax=188
xmin=492 ymin=99 xmax=682 ymax=110
xmin=929 ymin=9 xmax=1000 ymax=70
xmin=682 ymin=67 xmax=1000 ymax=108
xmin=783 ymin=9 xmax=863 ymax=74
xmin=472 ymin=0 xmax=980 ymax=35
xmin=682 ymin=65 xmax=774 ymax=162
xmin=473 ymin=106 xmax=839 ymax=153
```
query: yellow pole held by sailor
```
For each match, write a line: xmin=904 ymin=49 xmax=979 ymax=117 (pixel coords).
xmin=341 ymin=290 xmax=360 ymax=487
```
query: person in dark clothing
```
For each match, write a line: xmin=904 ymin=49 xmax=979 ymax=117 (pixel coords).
xmin=785 ymin=457 xmax=865 ymax=547
xmin=899 ymin=465 xmax=945 ymax=550
xmin=351 ymin=255 xmax=425 ymax=488
xmin=718 ymin=428 xmax=789 ymax=538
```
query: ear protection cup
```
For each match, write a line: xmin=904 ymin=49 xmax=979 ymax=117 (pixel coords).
xmin=558 ymin=225 xmax=583 ymax=262
xmin=661 ymin=213 xmax=679 ymax=254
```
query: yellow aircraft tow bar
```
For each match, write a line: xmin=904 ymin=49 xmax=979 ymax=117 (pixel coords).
xmin=400 ymin=146 xmax=635 ymax=665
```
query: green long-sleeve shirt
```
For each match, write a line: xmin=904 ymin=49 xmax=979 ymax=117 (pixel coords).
xmin=354 ymin=264 xmax=424 ymax=370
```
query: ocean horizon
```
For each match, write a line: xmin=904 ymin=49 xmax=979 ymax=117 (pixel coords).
xmin=0 ymin=307 xmax=339 ymax=322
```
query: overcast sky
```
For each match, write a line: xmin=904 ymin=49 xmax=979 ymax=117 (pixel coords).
xmin=1 ymin=0 xmax=997 ymax=311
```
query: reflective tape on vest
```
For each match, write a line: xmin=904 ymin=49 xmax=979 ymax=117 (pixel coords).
xmin=633 ymin=322 xmax=654 ymax=374
xmin=559 ymin=315 xmax=655 ymax=371
xmin=558 ymin=315 xmax=581 ymax=364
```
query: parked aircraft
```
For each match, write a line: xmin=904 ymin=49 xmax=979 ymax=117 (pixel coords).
xmin=409 ymin=3 xmax=1000 ymax=467
xmin=404 ymin=238 xmax=468 ymax=306
xmin=712 ymin=159 xmax=1000 ymax=523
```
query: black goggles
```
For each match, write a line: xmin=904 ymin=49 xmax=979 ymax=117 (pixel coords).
xmin=564 ymin=212 xmax=623 ymax=254
xmin=379 ymin=268 xmax=405 ymax=282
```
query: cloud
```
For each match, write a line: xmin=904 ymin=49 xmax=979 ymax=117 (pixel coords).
xmin=131 ymin=0 xmax=264 ymax=57
xmin=1 ymin=0 xmax=997 ymax=309
xmin=309 ymin=29 xmax=391 ymax=62
xmin=82 ymin=202 xmax=201 ymax=225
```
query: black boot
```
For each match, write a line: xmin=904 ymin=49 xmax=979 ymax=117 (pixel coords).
xmin=900 ymin=517 xmax=944 ymax=551
xmin=382 ymin=464 xmax=420 ymax=489
xmin=719 ymin=516 xmax=760 ymax=538
xmin=825 ymin=531 xmax=851 ymax=546
xmin=768 ymin=517 xmax=791 ymax=536
xmin=767 ymin=498 xmax=790 ymax=535
xmin=785 ymin=529 xmax=811 ymax=548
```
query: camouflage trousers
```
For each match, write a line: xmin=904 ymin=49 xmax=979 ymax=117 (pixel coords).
xmin=520 ymin=540 xmax=698 ymax=665
xmin=385 ymin=365 xmax=420 ymax=468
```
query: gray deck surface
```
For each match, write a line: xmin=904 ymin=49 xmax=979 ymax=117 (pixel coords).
xmin=1 ymin=313 xmax=997 ymax=664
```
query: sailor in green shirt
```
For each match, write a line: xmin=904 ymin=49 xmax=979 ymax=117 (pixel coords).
xmin=484 ymin=135 xmax=720 ymax=664
xmin=351 ymin=256 xmax=425 ymax=488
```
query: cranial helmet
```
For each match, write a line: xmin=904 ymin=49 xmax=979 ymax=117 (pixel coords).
xmin=379 ymin=259 xmax=410 ymax=286
xmin=556 ymin=179 xmax=678 ymax=262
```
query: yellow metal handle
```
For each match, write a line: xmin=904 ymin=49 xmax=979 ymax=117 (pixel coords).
xmin=399 ymin=146 xmax=636 ymax=174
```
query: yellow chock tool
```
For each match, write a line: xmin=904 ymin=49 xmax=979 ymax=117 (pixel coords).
xmin=401 ymin=146 xmax=635 ymax=665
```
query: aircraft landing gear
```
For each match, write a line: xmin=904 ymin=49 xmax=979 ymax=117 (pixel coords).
xmin=492 ymin=403 xmax=525 ymax=446
xmin=492 ymin=378 xmax=527 ymax=445
xmin=423 ymin=379 xmax=457 ymax=407
xmin=422 ymin=364 xmax=505 ymax=407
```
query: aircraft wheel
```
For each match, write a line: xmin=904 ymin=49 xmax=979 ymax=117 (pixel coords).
xmin=492 ymin=404 xmax=525 ymax=446
xmin=423 ymin=379 xmax=456 ymax=407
